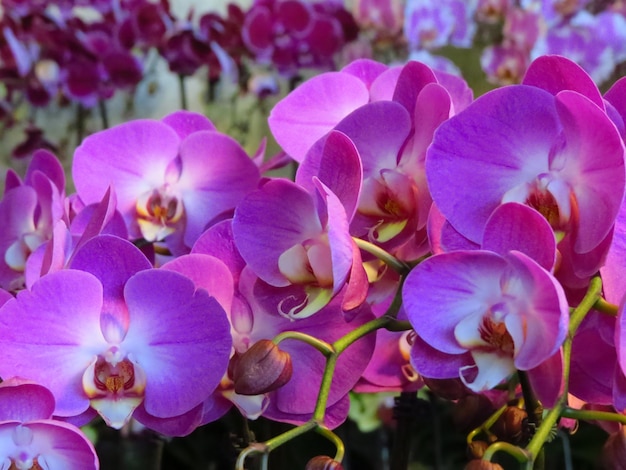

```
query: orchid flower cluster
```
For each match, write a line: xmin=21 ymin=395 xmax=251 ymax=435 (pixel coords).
xmin=2 ymin=50 xmax=626 ymax=468
xmin=403 ymin=0 xmax=626 ymax=86
xmin=0 ymin=0 xmax=358 ymax=160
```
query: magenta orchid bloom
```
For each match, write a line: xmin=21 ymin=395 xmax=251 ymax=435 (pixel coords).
xmin=0 ymin=379 xmax=99 ymax=469
xmin=233 ymin=131 xmax=368 ymax=319
xmin=426 ymin=84 xmax=625 ymax=266
xmin=269 ymin=58 xmax=472 ymax=163
xmin=72 ymin=111 xmax=260 ymax=254
xmin=403 ymin=248 xmax=569 ymax=392
xmin=181 ymin=222 xmax=376 ymax=428
xmin=0 ymin=149 xmax=66 ymax=291
xmin=0 ymin=235 xmax=232 ymax=433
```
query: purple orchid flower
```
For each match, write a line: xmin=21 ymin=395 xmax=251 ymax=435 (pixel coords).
xmin=178 ymin=221 xmax=376 ymax=429
xmin=403 ymin=0 xmax=477 ymax=51
xmin=426 ymin=84 xmax=625 ymax=266
xmin=0 ymin=149 xmax=66 ymax=292
xmin=403 ymin=248 xmax=569 ymax=392
xmin=242 ymin=0 xmax=354 ymax=76
xmin=0 ymin=235 xmax=232 ymax=433
xmin=421 ymin=202 xmax=566 ymax=404
xmin=269 ymin=58 xmax=472 ymax=163
xmin=72 ymin=110 xmax=260 ymax=254
xmin=0 ymin=378 xmax=99 ymax=469
xmin=233 ymin=130 xmax=367 ymax=318
xmin=232 ymin=174 xmax=365 ymax=319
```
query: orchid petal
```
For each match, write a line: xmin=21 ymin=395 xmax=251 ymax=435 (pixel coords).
xmin=0 ymin=270 xmax=107 ymax=416
xmin=122 ymin=269 xmax=231 ymax=418
xmin=268 ymin=73 xmax=370 ymax=162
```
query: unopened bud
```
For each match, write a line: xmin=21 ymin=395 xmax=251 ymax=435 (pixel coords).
xmin=464 ymin=460 xmax=504 ymax=470
xmin=305 ymin=456 xmax=344 ymax=470
xmin=467 ymin=440 xmax=489 ymax=459
xmin=601 ymin=426 xmax=626 ymax=470
xmin=233 ymin=340 xmax=293 ymax=395
xmin=492 ymin=406 xmax=527 ymax=444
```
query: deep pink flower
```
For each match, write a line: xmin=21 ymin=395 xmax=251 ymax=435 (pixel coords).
xmin=0 ymin=379 xmax=99 ymax=469
xmin=0 ymin=236 xmax=232 ymax=433
xmin=403 ymin=249 xmax=569 ymax=392
xmin=72 ymin=111 xmax=260 ymax=254
xmin=426 ymin=85 xmax=625 ymax=261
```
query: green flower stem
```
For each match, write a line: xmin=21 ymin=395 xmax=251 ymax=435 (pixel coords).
xmin=593 ymin=297 xmax=619 ymax=316
xmin=313 ymin=353 xmax=339 ymax=421
xmin=523 ymin=277 xmax=602 ymax=465
xmin=263 ymin=420 xmax=318 ymax=451
xmin=98 ymin=99 xmax=109 ymax=129
xmin=272 ymin=331 xmax=335 ymax=357
xmin=467 ymin=403 xmax=509 ymax=445
xmin=482 ymin=441 xmax=531 ymax=465
xmin=561 ymin=407 xmax=626 ymax=425
xmin=569 ymin=276 xmax=603 ymax=335
xmin=524 ymin=330 xmax=572 ymax=462
xmin=334 ymin=316 xmax=391 ymax=354
xmin=235 ymin=421 xmax=319 ymax=469
xmin=384 ymin=319 xmax=413 ymax=332
xmin=315 ymin=426 xmax=346 ymax=462
xmin=178 ymin=74 xmax=188 ymax=110
xmin=352 ymin=237 xmax=411 ymax=275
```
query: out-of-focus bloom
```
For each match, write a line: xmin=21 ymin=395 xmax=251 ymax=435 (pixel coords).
xmin=601 ymin=425 xmax=626 ymax=470
xmin=404 ymin=0 xmax=477 ymax=51
xmin=530 ymin=10 xmax=616 ymax=84
xmin=0 ymin=379 xmax=99 ymax=469
xmin=242 ymin=0 xmax=356 ymax=76
xmin=306 ymin=455 xmax=344 ymax=470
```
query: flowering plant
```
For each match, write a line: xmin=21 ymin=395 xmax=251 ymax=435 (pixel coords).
xmin=2 ymin=1 xmax=626 ymax=470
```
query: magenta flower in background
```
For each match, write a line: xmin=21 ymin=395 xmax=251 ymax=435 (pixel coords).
xmin=0 ymin=149 xmax=66 ymax=291
xmin=0 ymin=235 xmax=232 ymax=433
xmin=242 ymin=0 xmax=356 ymax=76
xmin=426 ymin=84 xmax=625 ymax=264
xmin=403 ymin=248 xmax=569 ymax=391
xmin=403 ymin=0 xmax=477 ymax=51
xmin=72 ymin=111 xmax=260 ymax=254
xmin=0 ymin=379 xmax=99 ymax=469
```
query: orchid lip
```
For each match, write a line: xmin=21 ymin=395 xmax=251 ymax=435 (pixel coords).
xmin=82 ymin=349 xmax=147 ymax=429
xmin=135 ymin=186 xmax=184 ymax=242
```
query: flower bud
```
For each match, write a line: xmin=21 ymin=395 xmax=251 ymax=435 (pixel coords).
xmin=232 ymin=340 xmax=293 ymax=395
xmin=492 ymin=406 xmax=527 ymax=444
xmin=601 ymin=426 xmax=626 ymax=470
xmin=305 ymin=456 xmax=344 ymax=470
xmin=467 ymin=440 xmax=489 ymax=460
xmin=464 ymin=460 xmax=504 ymax=470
